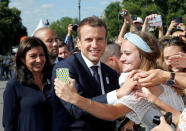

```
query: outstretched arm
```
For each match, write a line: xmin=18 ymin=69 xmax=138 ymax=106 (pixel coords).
xmin=54 ymin=78 xmax=131 ymax=121
xmin=135 ymin=87 xmax=181 ymax=125
xmin=130 ymin=69 xmax=186 ymax=89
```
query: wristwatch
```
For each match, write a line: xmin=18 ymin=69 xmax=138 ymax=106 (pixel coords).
xmin=166 ymin=72 xmax=176 ymax=86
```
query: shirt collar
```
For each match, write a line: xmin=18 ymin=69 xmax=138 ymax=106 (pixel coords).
xmin=81 ymin=52 xmax=101 ymax=68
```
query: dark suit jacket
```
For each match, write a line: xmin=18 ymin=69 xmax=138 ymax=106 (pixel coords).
xmin=51 ymin=52 xmax=120 ymax=131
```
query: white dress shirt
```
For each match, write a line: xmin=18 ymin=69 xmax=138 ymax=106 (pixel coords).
xmin=81 ymin=52 xmax=117 ymax=104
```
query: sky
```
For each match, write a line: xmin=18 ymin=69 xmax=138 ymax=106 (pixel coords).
xmin=9 ymin=0 xmax=122 ymax=36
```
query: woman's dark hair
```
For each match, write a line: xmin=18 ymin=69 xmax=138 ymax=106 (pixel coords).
xmin=15 ymin=37 xmax=52 ymax=85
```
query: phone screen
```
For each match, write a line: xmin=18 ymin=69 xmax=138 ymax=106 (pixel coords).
xmin=148 ymin=15 xmax=162 ymax=27
xmin=56 ymin=68 xmax=69 ymax=84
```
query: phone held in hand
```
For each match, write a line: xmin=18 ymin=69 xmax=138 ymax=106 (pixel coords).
xmin=148 ymin=15 xmax=162 ymax=27
xmin=56 ymin=68 xmax=70 ymax=84
xmin=172 ymin=17 xmax=182 ymax=24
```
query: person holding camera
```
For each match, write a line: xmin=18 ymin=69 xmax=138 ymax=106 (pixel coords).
xmin=142 ymin=14 xmax=164 ymax=39
xmin=117 ymin=8 xmax=137 ymax=46
xmin=165 ymin=17 xmax=184 ymax=37
xmin=64 ymin=24 xmax=75 ymax=51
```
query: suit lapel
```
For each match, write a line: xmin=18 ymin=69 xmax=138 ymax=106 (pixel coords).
xmin=75 ymin=52 xmax=100 ymax=96
xmin=101 ymin=63 xmax=110 ymax=93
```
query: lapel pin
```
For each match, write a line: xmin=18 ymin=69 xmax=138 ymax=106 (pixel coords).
xmin=105 ymin=75 xmax=109 ymax=84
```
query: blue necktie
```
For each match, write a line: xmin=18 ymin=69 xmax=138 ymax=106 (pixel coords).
xmin=91 ymin=66 xmax=101 ymax=94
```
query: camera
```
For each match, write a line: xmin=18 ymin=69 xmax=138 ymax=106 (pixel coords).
xmin=172 ymin=17 xmax=182 ymax=30
xmin=131 ymin=16 xmax=137 ymax=20
xmin=172 ymin=17 xmax=182 ymax=24
xmin=72 ymin=24 xmax=78 ymax=32
xmin=153 ymin=112 xmax=172 ymax=125
xmin=120 ymin=11 xmax=128 ymax=16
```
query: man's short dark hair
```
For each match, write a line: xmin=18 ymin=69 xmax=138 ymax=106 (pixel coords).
xmin=101 ymin=43 xmax=121 ymax=62
xmin=77 ymin=16 xmax=107 ymax=39
xmin=59 ymin=42 xmax=70 ymax=51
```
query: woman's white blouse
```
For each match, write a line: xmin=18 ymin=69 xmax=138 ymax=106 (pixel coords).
xmin=117 ymin=84 xmax=185 ymax=130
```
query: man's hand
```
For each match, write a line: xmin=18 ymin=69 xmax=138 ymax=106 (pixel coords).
xmin=54 ymin=78 xmax=79 ymax=104
xmin=151 ymin=116 xmax=173 ymax=131
xmin=137 ymin=69 xmax=168 ymax=87
xmin=67 ymin=24 xmax=73 ymax=36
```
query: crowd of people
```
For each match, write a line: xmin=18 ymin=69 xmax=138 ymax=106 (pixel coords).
xmin=0 ymin=55 xmax=14 ymax=80
xmin=2 ymin=8 xmax=186 ymax=131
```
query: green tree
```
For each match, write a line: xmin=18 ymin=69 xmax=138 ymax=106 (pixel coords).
xmin=50 ymin=17 xmax=78 ymax=42
xmin=0 ymin=1 xmax=27 ymax=55
xmin=104 ymin=0 xmax=185 ymax=39
xmin=104 ymin=2 xmax=122 ymax=41
xmin=123 ymin=0 xmax=186 ymax=26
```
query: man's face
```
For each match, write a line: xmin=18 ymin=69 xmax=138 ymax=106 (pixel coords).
xmin=38 ymin=29 xmax=59 ymax=59
xmin=78 ymin=25 xmax=107 ymax=64
xmin=58 ymin=46 xmax=70 ymax=59
xmin=105 ymin=56 xmax=123 ymax=74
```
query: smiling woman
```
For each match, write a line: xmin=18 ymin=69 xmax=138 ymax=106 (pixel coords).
xmin=3 ymin=37 xmax=53 ymax=131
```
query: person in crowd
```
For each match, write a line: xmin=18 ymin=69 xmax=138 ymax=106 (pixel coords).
xmin=51 ymin=16 xmax=120 ymax=131
xmin=0 ymin=55 xmax=3 ymax=80
xmin=172 ymin=29 xmax=186 ymax=44
xmin=117 ymin=8 xmax=137 ymax=46
xmin=160 ymin=36 xmax=186 ymax=72
xmin=64 ymin=24 xmax=75 ymax=51
xmin=33 ymin=27 xmax=63 ymax=65
xmin=100 ymin=43 xmax=123 ymax=74
xmin=133 ymin=17 xmax=143 ymax=31
xmin=58 ymin=42 xmax=71 ymax=59
xmin=165 ymin=17 xmax=185 ymax=37
xmin=71 ymin=46 xmax=80 ymax=54
xmin=54 ymin=31 xmax=185 ymax=130
xmin=3 ymin=37 xmax=53 ymax=131
xmin=4 ymin=56 xmax=10 ymax=80
xmin=142 ymin=14 xmax=164 ymax=39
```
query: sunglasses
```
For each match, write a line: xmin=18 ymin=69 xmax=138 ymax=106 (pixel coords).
xmin=162 ymin=36 xmax=183 ymax=45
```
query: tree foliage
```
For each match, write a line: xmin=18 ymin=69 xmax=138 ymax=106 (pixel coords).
xmin=104 ymin=0 xmax=186 ymax=40
xmin=0 ymin=1 xmax=27 ymax=55
xmin=104 ymin=2 xmax=122 ymax=41
xmin=50 ymin=17 xmax=78 ymax=42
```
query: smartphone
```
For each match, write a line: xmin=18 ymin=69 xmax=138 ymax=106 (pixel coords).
xmin=56 ymin=68 xmax=69 ymax=84
xmin=148 ymin=15 xmax=162 ymax=27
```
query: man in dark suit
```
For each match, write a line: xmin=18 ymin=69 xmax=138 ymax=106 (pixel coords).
xmin=52 ymin=16 xmax=120 ymax=131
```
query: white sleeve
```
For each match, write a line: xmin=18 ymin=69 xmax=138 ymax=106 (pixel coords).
xmin=117 ymin=93 xmax=152 ymax=124
xmin=106 ymin=90 xmax=117 ymax=104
